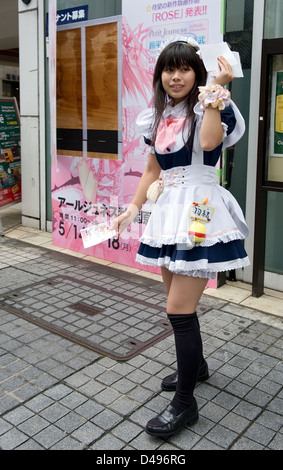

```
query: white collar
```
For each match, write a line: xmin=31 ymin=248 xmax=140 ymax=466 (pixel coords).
xmin=163 ymin=99 xmax=187 ymax=118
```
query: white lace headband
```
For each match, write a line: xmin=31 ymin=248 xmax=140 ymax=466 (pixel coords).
xmin=157 ymin=36 xmax=202 ymax=59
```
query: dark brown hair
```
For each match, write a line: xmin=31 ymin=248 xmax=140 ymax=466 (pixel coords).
xmin=152 ymin=41 xmax=207 ymax=145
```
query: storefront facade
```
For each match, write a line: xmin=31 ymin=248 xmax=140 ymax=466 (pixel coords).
xmin=17 ymin=0 xmax=283 ymax=294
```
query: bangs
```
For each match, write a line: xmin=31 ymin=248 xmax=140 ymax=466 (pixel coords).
xmin=161 ymin=43 xmax=196 ymax=69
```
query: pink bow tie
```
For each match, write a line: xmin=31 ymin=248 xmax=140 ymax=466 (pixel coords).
xmin=155 ymin=117 xmax=186 ymax=154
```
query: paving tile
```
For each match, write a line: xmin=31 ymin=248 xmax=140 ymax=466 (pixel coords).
xmin=233 ymin=400 xmax=262 ymax=420
xmin=200 ymin=402 xmax=229 ymax=423
xmin=193 ymin=437 xmax=223 ymax=450
xmin=17 ymin=415 xmax=50 ymax=436
xmin=0 ymin=428 xmax=29 ymax=450
xmin=219 ymin=411 xmax=250 ymax=434
xmin=50 ymin=436 xmax=85 ymax=450
xmin=211 ymin=391 xmax=241 ymax=410
xmin=257 ymin=410 xmax=283 ymax=432
xmin=109 ymin=396 xmax=140 ymax=415
xmin=231 ymin=436 xmax=264 ymax=450
xmin=90 ymin=434 xmax=126 ymax=450
xmin=169 ymin=427 xmax=201 ymax=450
xmin=3 ymin=407 xmax=34 ymax=426
xmin=55 ymin=411 xmax=86 ymax=433
xmin=111 ymin=420 xmax=144 ymax=443
xmin=91 ymin=409 xmax=122 ymax=430
xmin=244 ymin=422 xmax=276 ymax=447
xmin=16 ymin=439 xmax=45 ymax=450
xmin=267 ymin=396 xmax=283 ymax=415
xmin=0 ymin=395 xmax=21 ymax=414
xmin=205 ymin=424 xmax=238 ymax=448
xmin=39 ymin=403 xmax=70 ymax=423
xmin=268 ymin=432 xmax=283 ymax=450
xmin=32 ymin=425 xmax=66 ymax=449
xmin=0 ymin=418 xmax=12 ymax=436
xmin=71 ymin=421 xmax=104 ymax=445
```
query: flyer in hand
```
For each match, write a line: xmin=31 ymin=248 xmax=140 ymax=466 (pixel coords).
xmin=80 ymin=222 xmax=116 ymax=249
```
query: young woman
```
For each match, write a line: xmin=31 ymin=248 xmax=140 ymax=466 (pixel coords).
xmin=113 ymin=37 xmax=249 ymax=438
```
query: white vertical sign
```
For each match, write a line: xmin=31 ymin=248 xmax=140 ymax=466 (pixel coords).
xmin=49 ymin=0 xmax=57 ymax=169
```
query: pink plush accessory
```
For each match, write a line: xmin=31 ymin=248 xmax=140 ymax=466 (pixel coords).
xmin=198 ymin=84 xmax=231 ymax=111
xmin=146 ymin=178 xmax=164 ymax=203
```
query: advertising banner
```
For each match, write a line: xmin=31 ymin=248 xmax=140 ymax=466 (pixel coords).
xmin=271 ymin=70 xmax=283 ymax=157
xmin=0 ymin=97 xmax=21 ymax=208
xmin=51 ymin=0 xmax=223 ymax=282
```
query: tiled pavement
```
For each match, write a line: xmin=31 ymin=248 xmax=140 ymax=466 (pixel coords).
xmin=0 ymin=218 xmax=282 ymax=450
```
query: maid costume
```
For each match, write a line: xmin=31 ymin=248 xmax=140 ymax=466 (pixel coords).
xmin=135 ymin=99 xmax=250 ymax=279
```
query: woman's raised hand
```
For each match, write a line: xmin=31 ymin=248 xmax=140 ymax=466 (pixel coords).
xmin=213 ymin=56 xmax=234 ymax=87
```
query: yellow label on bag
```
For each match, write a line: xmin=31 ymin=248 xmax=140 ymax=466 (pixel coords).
xmin=189 ymin=202 xmax=215 ymax=222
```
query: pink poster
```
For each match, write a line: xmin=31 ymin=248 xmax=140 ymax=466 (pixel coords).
xmin=51 ymin=0 xmax=222 ymax=284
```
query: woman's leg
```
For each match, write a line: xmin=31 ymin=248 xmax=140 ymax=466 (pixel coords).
xmin=166 ymin=274 xmax=208 ymax=314
xmin=167 ymin=275 xmax=207 ymax=412
xmin=161 ymin=267 xmax=208 ymax=391
xmin=167 ymin=312 xmax=202 ymax=414
xmin=146 ymin=274 xmax=207 ymax=437
xmin=161 ymin=266 xmax=173 ymax=296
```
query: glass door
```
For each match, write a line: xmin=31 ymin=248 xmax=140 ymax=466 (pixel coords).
xmin=253 ymin=39 xmax=283 ymax=296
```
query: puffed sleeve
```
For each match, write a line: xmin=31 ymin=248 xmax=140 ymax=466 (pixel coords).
xmin=136 ymin=108 xmax=155 ymax=146
xmin=220 ymin=101 xmax=245 ymax=149
xmin=194 ymin=100 xmax=245 ymax=149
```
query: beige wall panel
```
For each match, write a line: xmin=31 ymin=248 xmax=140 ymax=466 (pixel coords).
xmin=86 ymin=22 xmax=118 ymax=131
xmin=57 ymin=29 xmax=82 ymax=130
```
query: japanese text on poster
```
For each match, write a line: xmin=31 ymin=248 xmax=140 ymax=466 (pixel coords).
xmin=0 ymin=97 xmax=21 ymax=208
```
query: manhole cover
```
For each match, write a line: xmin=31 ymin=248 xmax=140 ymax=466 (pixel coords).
xmin=0 ymin=275 xmax=171 ymax=360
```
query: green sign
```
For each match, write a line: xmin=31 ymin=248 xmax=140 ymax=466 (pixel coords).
xmin=0 ymin=97 xmax=21 ymax=207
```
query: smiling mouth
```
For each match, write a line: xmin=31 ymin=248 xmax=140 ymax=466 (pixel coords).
xmin=170 ymin=85 xmax=183 ymax=91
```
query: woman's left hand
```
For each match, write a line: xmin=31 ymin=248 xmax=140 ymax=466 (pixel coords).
xmin=212 ymin=56 xmax=234 ymax=87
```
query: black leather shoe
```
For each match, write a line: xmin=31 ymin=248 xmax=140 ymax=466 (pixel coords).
xmin=145 ymin=398 xmax=198 ymax=438
xmin=161 ymin=360 xmax=209 ymax=391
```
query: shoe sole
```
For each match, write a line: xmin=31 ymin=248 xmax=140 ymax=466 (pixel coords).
xmin=145 ymin=412 xmax=199 ymax=439
xmin=161 ymin=372 xmax=209 ymax=391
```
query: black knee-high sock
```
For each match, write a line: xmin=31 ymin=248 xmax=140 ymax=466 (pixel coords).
xmin=196 ymin=314 xmax=206 ymax=367
xmin=168 ymin=313 xmax=202 ymax=414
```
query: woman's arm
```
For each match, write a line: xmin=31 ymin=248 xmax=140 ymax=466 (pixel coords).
xmin=113 ymin=152 xmax=161 ymax=235
xmin=200 ymin=56 xmax=234 ymax=151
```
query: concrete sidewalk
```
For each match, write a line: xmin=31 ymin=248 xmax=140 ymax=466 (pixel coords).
xmin=0 ymin=224 xmax=282 ymax=450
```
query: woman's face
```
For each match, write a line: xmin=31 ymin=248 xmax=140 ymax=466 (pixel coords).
xmin=161 ymin=64 xmax=196 ymax=104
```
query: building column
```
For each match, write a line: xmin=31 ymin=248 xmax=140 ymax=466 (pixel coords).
xmin=18 ymin=0 xmax=46 ymax=229
xmin=243 ymin=0 xmax=265 ymax=284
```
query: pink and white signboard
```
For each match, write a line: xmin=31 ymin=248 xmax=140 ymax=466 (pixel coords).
xmin=51 ymin=0 xmax=223 ymax=283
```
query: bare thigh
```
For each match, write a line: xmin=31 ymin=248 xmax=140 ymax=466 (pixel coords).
xmin=161 ymin=267 xmax=207 ymax=314
xmin=161 ymin=267 xmax=173 ymax=296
